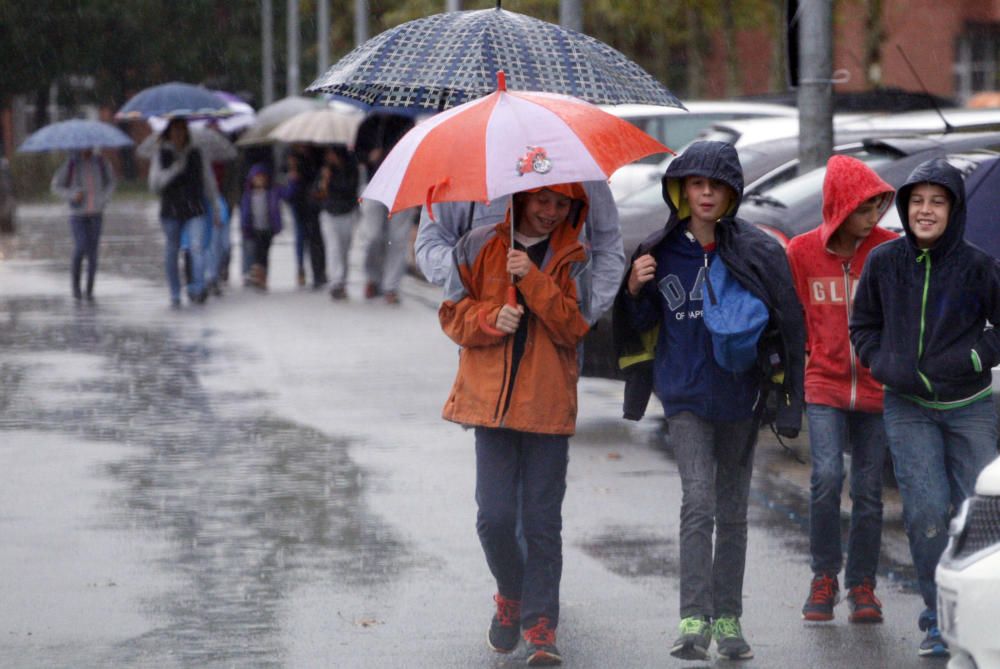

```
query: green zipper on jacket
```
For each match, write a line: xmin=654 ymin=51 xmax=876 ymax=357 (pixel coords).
xmin=915 ymin=249 xmax=934 ymax=395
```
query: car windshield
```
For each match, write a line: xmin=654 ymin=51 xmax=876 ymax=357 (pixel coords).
xmin=622 ymin=113 xmax=780 ymax=165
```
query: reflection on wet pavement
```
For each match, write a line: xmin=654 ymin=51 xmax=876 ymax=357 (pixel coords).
xmin=0 ymin=205 xmax=408 ymax=666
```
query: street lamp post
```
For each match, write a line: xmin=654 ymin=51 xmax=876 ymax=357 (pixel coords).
xmin=318 ymin=0 xmax=330 ymax=77
xmin=355 ymin=0 xmax=369 ymax=46
xmin=797 ymin=0 xmax=833 ymax=174
xmin=262 ymin=0 xmax=274 ymax=105
xmin=560 ymin=0 xmax=582 ymax=33
xmin=287 ymin=0 xmax=301 ymax=96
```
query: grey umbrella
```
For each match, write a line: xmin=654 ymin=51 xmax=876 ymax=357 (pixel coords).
xmin=235 ymin=96 xmax=328 ymax=147
xmin=18 ymin=119 xmax=134 ymax=153
xmin=306 ymin=4 xmax=683 ymax=114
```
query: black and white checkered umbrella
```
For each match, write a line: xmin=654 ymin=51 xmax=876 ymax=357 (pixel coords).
xmin=306 ymin=5 xmax=683 ymax=113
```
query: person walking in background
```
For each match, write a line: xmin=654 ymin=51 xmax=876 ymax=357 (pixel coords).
xmin=850 ymin=158 xmax=1000 ymax=658
xmin=281 ymin=145 xmax=326 ymax=289
xmin=314 ymin=145 xmax=360 ymax=300
xmin=148 ymin=118 xmax=220 ymax=308
xmin=355 ymin=113 xmax=414 ymax=304
xmin=440 ymin=184 xmax=593 ymax=666
xmin=786 ymin=155 xmax=896 ymax=624
xmin=614 ymin=141 xmax=804 ymax=662
xmin=51 ymin=147 xmax=116 ymax=301
xmin=240 ymin=163 xmax=283 ymax=291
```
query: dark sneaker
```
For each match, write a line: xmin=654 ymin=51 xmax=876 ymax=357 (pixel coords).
xmin=486 ymin=593 xmax=520 ymax=654
xmin=802 ymin=573 xmax=839 ymax=621
xmin=523 ymin=617 xmax=561 ymax=666
xmin=846 ymin=579 xmax=883 ymax=623
xmin=918 ymin=609 xmax=949 ymax=657
xmin=670 ymin=616 xmax=712 ymax=661
xmin=384 ymin=291 xmax=400 ymax=305
xmin=364 ymin=281 xmax=382 ymax=299
xmin=713 ymin=616 xmax=754 ymax=660
xmin=329 ymin=285 xmax=348 ymax=301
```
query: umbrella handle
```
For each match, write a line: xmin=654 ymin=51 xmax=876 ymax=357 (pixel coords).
xmin=477 ymin=285 xmax=518 ymax=337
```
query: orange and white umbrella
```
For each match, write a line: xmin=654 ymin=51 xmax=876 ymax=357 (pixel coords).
xmin=362 ymin=72 xmax=672 ymax=216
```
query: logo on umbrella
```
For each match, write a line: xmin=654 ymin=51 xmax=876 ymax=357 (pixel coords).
xmin=517 ymin=146 xmax=552 ymax=176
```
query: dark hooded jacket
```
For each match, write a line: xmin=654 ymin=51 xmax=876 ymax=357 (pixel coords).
xmin=849 ymin=159 xmax=1000 ymax=407
xmin=613 ymin=141 xmax=806 ymax=436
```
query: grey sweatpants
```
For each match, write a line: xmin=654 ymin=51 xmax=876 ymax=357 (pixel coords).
xmin=669 ymin=411 xmax=757 ymax=619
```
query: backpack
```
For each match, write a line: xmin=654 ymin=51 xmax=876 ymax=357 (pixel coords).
xmin=702 ymin=256 xmax=769 ymax=373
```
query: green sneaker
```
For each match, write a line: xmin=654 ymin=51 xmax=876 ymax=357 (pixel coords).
xmin=670 ymin=616 xmax=712 ymax=660
xmin=713 ymin=616 xmax=754 ymax=660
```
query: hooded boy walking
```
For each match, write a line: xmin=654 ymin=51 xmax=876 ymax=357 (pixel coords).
xmin=439 ymin=183 xmax=592 ymax=666
xmin=786 ymin=155 xmax=896 ymax=623
xmin=850 ymin=158 xmax=1000 ymax=657
xmin=614 ymin=141 xmax=805 ymax=661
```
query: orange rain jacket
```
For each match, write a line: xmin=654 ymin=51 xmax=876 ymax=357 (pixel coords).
xmin=439 ymin=185 xmax=592 ymax=436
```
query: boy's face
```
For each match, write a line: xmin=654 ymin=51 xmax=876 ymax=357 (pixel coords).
xmin=252 ymin=172 xmax=269 ymax=189
xmin=683 ymin=176 xmax=731 ymax=223
xmin=841 ymin=194 xmax=885 ymax=241
xmin=907 ymin=183 xmax=951 ymax=249
xmin=518 ymin=189 xmax=572 ymax=237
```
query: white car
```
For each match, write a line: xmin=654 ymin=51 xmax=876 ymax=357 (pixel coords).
xmin=936 ymin=453 xmax=1000 ymax=669
xmin=601 ymin=101 xmax=797 ymax=200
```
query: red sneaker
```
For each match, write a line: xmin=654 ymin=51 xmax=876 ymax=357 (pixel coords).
xmin=847 ymin=579 xmax=883 ymax=623
xmin=487 ymin=593 xmax=520 ymax=653
xmin=802 ymin=573 xmax=840 ymax=621
xmin=523 ymin=617 xmax=561 ymax=666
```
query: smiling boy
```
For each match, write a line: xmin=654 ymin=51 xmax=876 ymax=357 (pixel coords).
xmin=850 ymin=158 xmax=1000 ymax=657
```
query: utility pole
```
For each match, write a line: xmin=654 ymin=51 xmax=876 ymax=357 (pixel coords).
xmin=355 ymin=0 xmax=369 ymax=46
xmin=262 ymin=0 xmax=275 ymax=105
xmin=797 ymin=0 xmax=833 ymax=173
xmin=287 ymin=0 xmax=301 ymax=97
xmin=446 ymin=0 xmax=461 ymax=11
xmin=318 ymin=0 xmax=330 ymax=77
xmin=559 ymin=0 xmax=582 ymax=32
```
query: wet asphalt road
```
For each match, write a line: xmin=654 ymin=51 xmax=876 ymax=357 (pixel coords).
xmin=0 ymin=198 xmax=947 ymax=668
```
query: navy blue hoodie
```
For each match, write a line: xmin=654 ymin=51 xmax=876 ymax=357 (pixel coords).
xmin=850 ymin=159 xmax=1000 ymax=407
xmin=614 ymin=141 xmax=806 ymax=435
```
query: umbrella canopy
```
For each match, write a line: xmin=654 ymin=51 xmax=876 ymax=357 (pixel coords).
xmin=363 ymin=74 xmax=671 ymax=215
xmin=116 ymin=82 xmax=231 ymax=121
xmin=306 ymin=6 xmax=683 ymax=113
xmin=18 ymin=119 xmax=133 ymax=153
xmin=235 ymin=96 xmax=328 ymax=146
xmin=135 ymin=126 xmax=238 ymax=163
xmin=268 ymin=108 xmax=364 ymax=147
xmin=964 ymin=156 xmax=1000 ymax=260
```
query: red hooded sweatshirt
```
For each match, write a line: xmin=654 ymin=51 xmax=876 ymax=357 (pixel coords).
xmin=786 ymin=155 xmax=897 ymax=412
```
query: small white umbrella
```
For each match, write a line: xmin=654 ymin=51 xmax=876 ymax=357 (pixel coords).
xmin=235 ymin=96 xmax=327 ymax=147
xmin=136 ymin=126 xmax=238 ymax=163
xmin=267 ymin=107 xmax=365 ymax=147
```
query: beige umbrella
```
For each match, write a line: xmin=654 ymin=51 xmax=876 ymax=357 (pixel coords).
xmin=235 ymin=96 xmax=327 ymax=147
xmin=267 ymin=107 xmax=365 ymax=147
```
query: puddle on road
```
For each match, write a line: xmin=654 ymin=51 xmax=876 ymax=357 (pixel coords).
xmin=0 ymin=209 xmax=410 ymax=666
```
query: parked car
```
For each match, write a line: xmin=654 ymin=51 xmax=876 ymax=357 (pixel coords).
xmin=581 ymin=131 xmax=1000 ymax=379
xmin=603 ymin=101 xmax=797 ymax=200
xmin=936 ymin=453 xmax=1000 ymax=669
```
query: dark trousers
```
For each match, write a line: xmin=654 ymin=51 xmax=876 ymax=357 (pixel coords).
xmin=70 ymin=214 xmax=102 ymax=297
xmin=301 ymin=214 xmax=326 ymax=286
xmin=474 ymin=427 xmax=569 ymax=628
xmin=251 ymin=230 xmax=274 ymax=269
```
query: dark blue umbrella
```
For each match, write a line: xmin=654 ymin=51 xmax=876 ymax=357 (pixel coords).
xmin=115 ymin=82 xmax=230 ymax=121
xmin=306 ymin=5 xmax=683 ymax=113
xmin=17 ymin=119 xmax=134 ymax=153
xmin=964 ymin=156 xmax=1000 ymax=260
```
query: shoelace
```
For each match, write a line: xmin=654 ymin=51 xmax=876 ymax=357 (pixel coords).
xmin=809 ymin=575 xmax=837 ymax=603
xmin=713 ymin=617 xmax=741 ymax=640
xmin=494 ymin=594 xmax=521 ymax=627
xmin=523 ymin=617 xmax=555 ymax=646
xmin=850 ymin=582 xmax=882 ymax=608
xmin=678 ymin=616 xmax=708 ymax=635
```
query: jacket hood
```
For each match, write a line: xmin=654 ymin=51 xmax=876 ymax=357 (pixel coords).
xmin=895 ymin=158 xmax=966 ymax=256
xmin=246 ymin=162 xmax=272 ymax=185
xmin=662 ymin=141 xmax=743 ymax=219
xmin=820 ymin=155 xmax=894 ymax=249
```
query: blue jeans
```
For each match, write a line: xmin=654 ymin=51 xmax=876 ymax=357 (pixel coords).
xmin=806 ymin=404 xmax=887 ymax=587
xmin=474 ymin=427 xmax=569 ymax=628
xmin=883 ymin=391 xmax=998 ymax=609
xmin=161 ymin=215 xmax=206 ymax=301
xmin=69 ymin=213 xmax=102 ymax=297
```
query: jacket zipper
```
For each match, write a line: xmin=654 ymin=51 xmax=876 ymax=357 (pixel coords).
xmin=843 ymin=262 xmax=858 ymax=410
xmin=916 ymin=249 xmax=935 ymax=396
